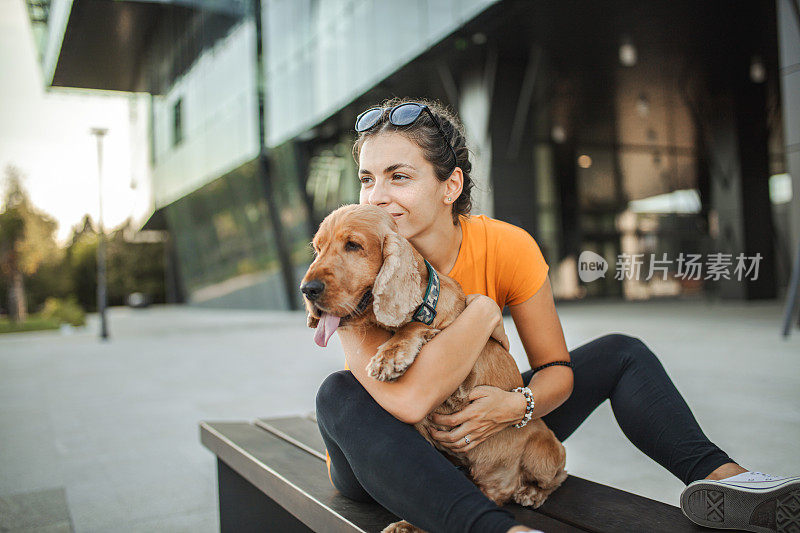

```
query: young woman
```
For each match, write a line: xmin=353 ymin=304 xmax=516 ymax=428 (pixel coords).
xmin=314 ymin=98 xmax=798 ymax=533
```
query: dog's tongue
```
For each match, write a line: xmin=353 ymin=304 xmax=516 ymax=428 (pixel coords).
xmin=314 ymin=312 xmax=341 ymax=347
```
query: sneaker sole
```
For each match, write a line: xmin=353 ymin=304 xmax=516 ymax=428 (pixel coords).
xmin=680 ymin=479 xmax=800 ymax=532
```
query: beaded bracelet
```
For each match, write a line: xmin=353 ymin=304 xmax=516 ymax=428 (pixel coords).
xmin=511 ymin=386 xmax=534 ymax=428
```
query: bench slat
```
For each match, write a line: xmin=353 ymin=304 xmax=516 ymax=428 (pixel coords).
xmin=256 ymin=416 xmax=707 ymax=533
xmin=256 ymin=416 xmax=327 ymax=461
xmin=536 ymin=476 xmax=706 ymax=533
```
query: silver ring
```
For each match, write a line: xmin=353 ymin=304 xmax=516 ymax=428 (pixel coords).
xmin=464 ymin=435 xmax=471 ymax=445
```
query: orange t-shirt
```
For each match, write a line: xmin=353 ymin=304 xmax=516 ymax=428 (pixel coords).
xmin=448 ymin=214 xmax=549 ymax=309
xmin=325 ymin=214 xmax=549 ymax=480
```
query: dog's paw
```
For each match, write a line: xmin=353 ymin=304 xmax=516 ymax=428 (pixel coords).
xmin=366 ymin=327 xmax=440 ymax=381
xmin=381 ymin=520 xmax=425 ymax=533
xmin=514 ymin=484 xmax=549 ymax=508
xmin=366 ymin=348 xmax=407 ymax=381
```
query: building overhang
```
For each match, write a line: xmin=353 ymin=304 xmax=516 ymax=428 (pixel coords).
xmin=39 ymin=0 xmax=246 ymax=92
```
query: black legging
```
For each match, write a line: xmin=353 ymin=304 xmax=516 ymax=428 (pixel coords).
xmin=316 ymin=333 xmax=735 ymax=533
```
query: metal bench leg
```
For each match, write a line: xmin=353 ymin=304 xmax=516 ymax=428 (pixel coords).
xmin=217 ymin=459 xmax=314 ymax=533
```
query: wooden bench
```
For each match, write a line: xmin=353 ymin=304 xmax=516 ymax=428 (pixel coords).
xmin=200 ymin=415 xmax=708 ymax=532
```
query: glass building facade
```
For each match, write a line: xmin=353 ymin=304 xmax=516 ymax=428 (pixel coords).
xmin=28 ymin=0 xmax=799 ymax=308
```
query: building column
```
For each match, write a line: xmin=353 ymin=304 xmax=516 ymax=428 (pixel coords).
xmin=777 ymin=0 xmax=800 ymax=267
xmin=488 ymin=47 xmax=540 ymax=235
xmin=257 ymin=152 xmax=300 ymax=310
xmin=459 ymin=54 xmax=496 ymax=217
xmin=706 ymin=87 xmax=777 ymax=299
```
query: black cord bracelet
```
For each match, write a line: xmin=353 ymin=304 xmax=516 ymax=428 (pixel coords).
xmin=531 ymin=361 xmax=574 ymax=374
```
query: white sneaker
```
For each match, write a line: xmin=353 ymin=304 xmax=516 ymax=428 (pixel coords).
xmin=680 ymin=472 xmax=800 ymax=532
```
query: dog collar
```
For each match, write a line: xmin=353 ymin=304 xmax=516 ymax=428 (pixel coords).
xmin=412 ymin=259 xmax=439 ymax=325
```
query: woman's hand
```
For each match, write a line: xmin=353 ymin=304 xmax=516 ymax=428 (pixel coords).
xmin=465 ymin=294 xmax=509 ymax=351
xmin=427 ymin=385 xmax=527 ymax=452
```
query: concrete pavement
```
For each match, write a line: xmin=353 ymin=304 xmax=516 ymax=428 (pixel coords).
xmin=1 ymin=299 xmax=798 ymax=531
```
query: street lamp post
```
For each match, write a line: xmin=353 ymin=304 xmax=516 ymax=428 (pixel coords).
xmin=90 ymin=127 xmax=109 ymax=340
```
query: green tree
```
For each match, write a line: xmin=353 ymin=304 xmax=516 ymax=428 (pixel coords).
xmin=64 ymin=215 xmax=99 ymax=312
xmin=63 ymin=215 xmax=167 ymax=311
xmin=0 ymin=165 xmax=60 ymax=322
xmin=105 ymin=219 xmax=166 ymax=306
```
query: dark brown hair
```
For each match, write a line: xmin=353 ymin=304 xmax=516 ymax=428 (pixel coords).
xmin=352 ymin=97 xmax=473 ymax=225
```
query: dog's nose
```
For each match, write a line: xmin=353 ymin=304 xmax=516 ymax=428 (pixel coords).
xmin=300 ymin=280 xmax=325 ymax=301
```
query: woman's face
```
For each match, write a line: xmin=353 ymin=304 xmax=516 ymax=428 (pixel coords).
xmin=358 ymin=132 xmax=449 ymax=241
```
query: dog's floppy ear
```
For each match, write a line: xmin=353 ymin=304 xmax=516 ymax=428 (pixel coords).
xmin=372 ymin=232 xmax=423 ymax=327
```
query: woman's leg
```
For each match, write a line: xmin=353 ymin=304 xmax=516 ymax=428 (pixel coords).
xmin=319 ymin=411 xmax=375 ymax=503
xmin=525 ymin=333 xmax=735 ymax=485
xmin=316 ymin=370 xmax=521 ymax=533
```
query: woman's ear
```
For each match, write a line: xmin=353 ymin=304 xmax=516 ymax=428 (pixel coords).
xmin=443 ymin=167 xmax=464 ymax=204
xmin=372 ymin=232 xmax=423 ymax=327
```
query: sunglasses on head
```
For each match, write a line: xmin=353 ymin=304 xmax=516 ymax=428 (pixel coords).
xmin=355 ymin=102 xmax=458 ymax=174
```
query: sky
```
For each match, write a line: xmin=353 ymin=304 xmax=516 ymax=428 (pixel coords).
xmin=0 ymin=0 xmax=152 ymax=244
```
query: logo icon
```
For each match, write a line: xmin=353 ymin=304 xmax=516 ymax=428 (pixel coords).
xmin=578 ymin=251 xmax=608 ymax=282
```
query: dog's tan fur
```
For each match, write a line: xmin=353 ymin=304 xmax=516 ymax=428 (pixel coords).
xmin=303 ymin=205 xmax=567 ymax=532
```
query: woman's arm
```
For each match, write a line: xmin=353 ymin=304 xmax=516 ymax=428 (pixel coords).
xmin=339 ymin=295 xmax=505 ymax=425
xmin=508 ymin=275 xmax=573 ymax=419
xmin=429 ymin=275 xmax=574 ymax=451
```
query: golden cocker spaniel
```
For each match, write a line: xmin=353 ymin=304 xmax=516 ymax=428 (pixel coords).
xmin=302 ymin=204 xmax=567 ymax=532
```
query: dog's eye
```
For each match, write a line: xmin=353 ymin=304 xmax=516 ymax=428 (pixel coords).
xmin=345 ymin=241 xmax=363 ymax=252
